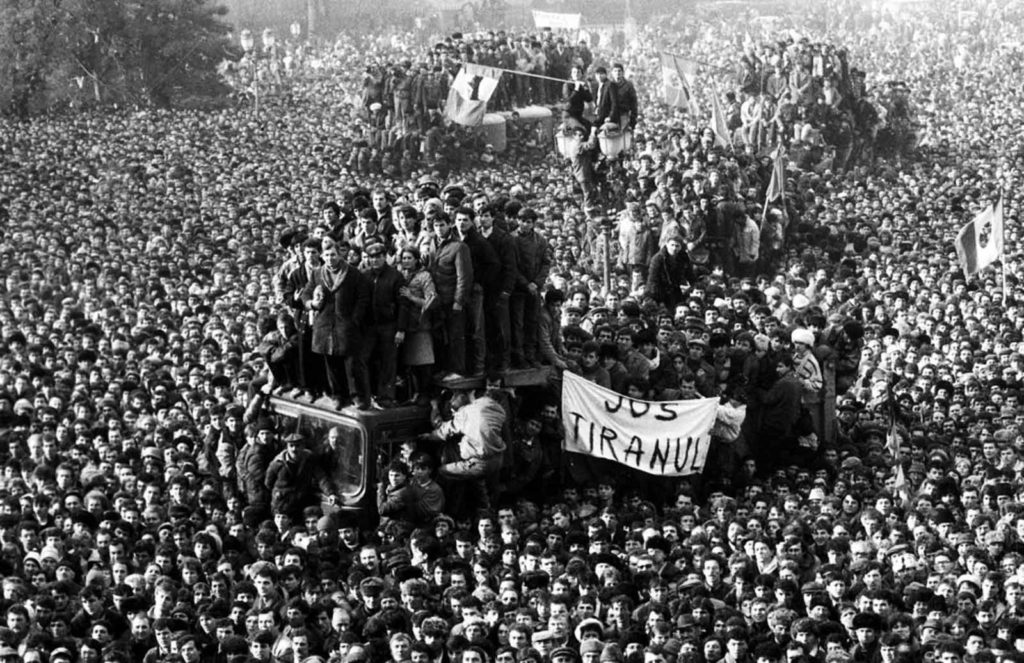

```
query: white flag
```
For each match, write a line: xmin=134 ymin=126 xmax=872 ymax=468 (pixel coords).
xmin=444 ymin=62 xmax=501 ymax=127
xmin=955 ymin=196 xmax=1004 ymax=279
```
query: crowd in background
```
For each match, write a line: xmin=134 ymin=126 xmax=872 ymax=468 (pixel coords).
xmin=2 ymin=1 xmax=1024 ymax=663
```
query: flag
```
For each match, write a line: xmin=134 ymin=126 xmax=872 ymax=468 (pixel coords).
xmin=955 ymin=196 xmax=1004 ymax=279
xmin=764 ymin=146 xmax=787 ymax=203
xmin=885 ymin=380 xmax=911 ymax=509
xmin=444 ymin=62 xmax=501 ymax=127
xmin=660 ymin=52 xmax=699 ymax=115
xmin=742 ymin=31 xmax=755 ymax=54
xmin=708 ymin=81 xmax=731 ymax=148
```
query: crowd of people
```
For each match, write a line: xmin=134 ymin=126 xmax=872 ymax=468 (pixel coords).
xmin=2 ymin=1 xmax=1024 ymax=663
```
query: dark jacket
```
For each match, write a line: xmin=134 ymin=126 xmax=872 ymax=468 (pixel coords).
xmin=563 ymin=80 xmax=593 ymax=121
xmin=265 ymin=448 xmax=318 ymax=515
xmin=301 ymin=265 xmax=370 ymax=356
xmin=462 ymin=228 xmax=501 ymax=292
xmin=365 ymin=263 xmax=407 ymax=327
xmin=645 ymin=247 xmax=695 ymax=310
xmin=430 ymin=235 xmax=473 ymax=306
xmin=514 ymin=231 xmax=551 ymax=291
xmin=283 ymin=262 xmax=315 ymax=326
xmin=760 ymin=372 xmax=803 ymax=438
xmin=377 ymin=481 xmax=417 ymax=526
xmin=613 ymin=78 xmax=639 ymax=128
xmin=484 ymin=227 xmax=518 ymax=295
xmin=236 ymin=441 xmax=274 ymax=506
xmin=593 ymin=78 xmax=620 ymax=128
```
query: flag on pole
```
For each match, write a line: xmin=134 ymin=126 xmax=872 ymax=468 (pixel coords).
xmin=677 ymin=55 xmax=698 ymax=86
xmin=708 ymin=81 xmax=732 ymax=148
xmin=742 ymin=31 xmax=756 ymax=54
xmin=444 ymin=62 xmax=502 ymax=127
xmin=764 ymin=146 xmax=787 ymax=203
xmin=954 ymin=196 xmax=1004 ymax=279
xmin=660 ymin=52 xmax=699 ymax=115
xmin=885 ymin=380 xmax=912 ymax=509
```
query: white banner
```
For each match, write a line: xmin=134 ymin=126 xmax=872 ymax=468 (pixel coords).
xmin=561 ymin=372 xmax=719 ymax=476
xmin=532 ymin=10 xmax=583 ymax=29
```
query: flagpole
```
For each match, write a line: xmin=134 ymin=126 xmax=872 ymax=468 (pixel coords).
xmin=761 ymin=147 xmax=783 ymax=223
xmin=459 ymin=60 xmax=573 ymax=84
xmin=1001 ymin=188 xmax=1008 ymax=306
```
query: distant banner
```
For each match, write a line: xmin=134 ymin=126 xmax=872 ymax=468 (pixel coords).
xmin=561 ymin=372 xmax=718 ymax=476
xmin=533 ymin=10 xmax=582 ymax=29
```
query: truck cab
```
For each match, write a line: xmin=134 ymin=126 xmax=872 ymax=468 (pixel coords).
xmin=264 ymin=396 xmax=432 ymax=520
xmin=264 ymin=367 xmax=555 ymax=522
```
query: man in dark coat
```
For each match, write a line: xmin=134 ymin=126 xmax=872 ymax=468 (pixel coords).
xmin=235 ymin=418 xmax=277 ymax=519
xmin=301 ymin=238 xmax=372 ymax=410
xmin=455 ymin=206 xmax=501 ymax=376
xmin=265 ymin=433 xmax=319 ymax=520
xmin=756 ymin=352 xmax=803 ymax=476
xmin=361 ymin=242 xmax=407 ymax=408
xmin=479 ymin=204 xmax=517 ymax=373
xmin=591 ymin=66 xmax=620 ymax=131
xmin=645 ymin=234 xmax=695 ymax=311
xmin=283 ymin=237 xmax=326 ymax=398
xmin=611 ymin=63 xmax=639 ymax=130
xmin=563 ymin=65 xmax=594 ymax=135
xmin=511 ymin=208 xmax=551 ymax=367
xmin=429 ymin=213 xmax=473 ymax=379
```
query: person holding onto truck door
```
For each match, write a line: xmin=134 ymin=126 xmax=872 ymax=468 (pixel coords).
xmin=430 ymin=388 xmax=507 ymax=512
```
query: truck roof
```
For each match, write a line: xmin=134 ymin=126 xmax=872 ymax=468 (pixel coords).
xmin=438 ymin=366 xmax=554 ymax=390
xmin=268 ymin=394 xmax=431 ymax=428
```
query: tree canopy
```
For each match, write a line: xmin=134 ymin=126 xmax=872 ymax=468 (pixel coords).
xmin=0 ymin=0 xmax=232 ymax=116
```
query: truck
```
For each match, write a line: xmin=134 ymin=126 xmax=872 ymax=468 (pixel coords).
xmin=262 ymin=368 xmax=555 ymax=522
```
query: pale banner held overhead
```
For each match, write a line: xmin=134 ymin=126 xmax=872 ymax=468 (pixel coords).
xmin=561 ymin=371 xmax=719 ymax=476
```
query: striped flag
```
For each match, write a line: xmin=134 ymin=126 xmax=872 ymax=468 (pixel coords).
xmin=444 ymin=62 xmax=501 ymax=127
xmin=660 ymin=52 xmax=699 ymax=115
xmin=955 ymin=196 xmax=1004 ymax=279
xmin=708 ymin=81 xmax=732 ymax=148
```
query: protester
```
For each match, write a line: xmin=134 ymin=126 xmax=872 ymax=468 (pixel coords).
xmin=2 ymin=3 xmax=1024 ymax=663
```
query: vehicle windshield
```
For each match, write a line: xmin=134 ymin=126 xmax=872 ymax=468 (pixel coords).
xmin=270 ymin=401 xmax=367 ymax=502
xmin=306 ymin=420 xmax=364 ymax=500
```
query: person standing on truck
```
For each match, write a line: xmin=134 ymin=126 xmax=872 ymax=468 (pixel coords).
xmin=429 ymin=214 xmax=473 ymax=380
xmin=301 ymin=238 xmax=372 ymax=411
xmin=430 ymin=388 xmax=507 ymax=512
xmin=362 ymin=242 xmax=406 ymax=409
xmin=511 ymin=208 xmax=551 ymax=368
